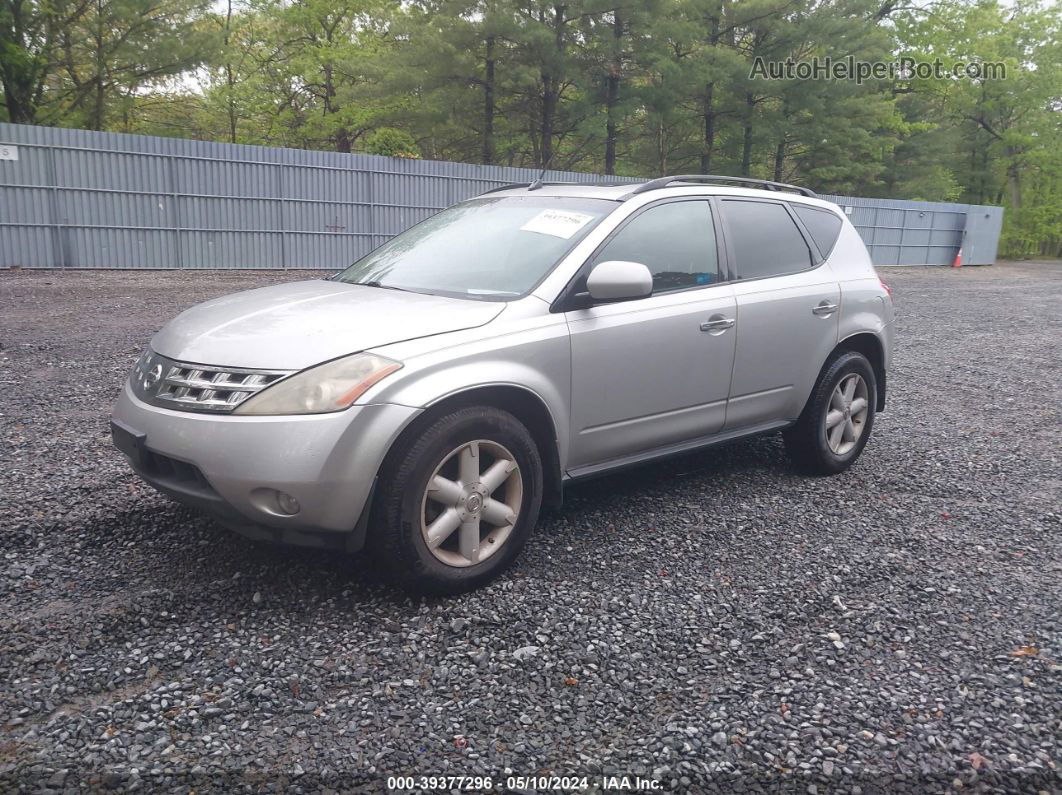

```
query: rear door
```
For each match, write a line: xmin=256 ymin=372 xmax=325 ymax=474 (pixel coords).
xmin=719 ymin=198 xmax=841 ymax=430
xmin=565 ymin=199 xmax=737 ymax=470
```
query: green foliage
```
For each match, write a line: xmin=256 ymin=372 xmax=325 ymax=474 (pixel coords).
xmin=897 ymin=0 xmax=1062 ymax=257
xmin=363 ymin=126 xmax=420 ymax=157
xmin=1 ymin=0 xmax=219 ymax=128
xmin=2 ymin=0 xmax=1059 ymax=255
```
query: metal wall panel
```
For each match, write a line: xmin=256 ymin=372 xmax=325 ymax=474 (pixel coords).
xmin=61 ymin=190 xmax=171 ymax=228
xmin=0 ymin=187 xmax=52 ymax=223
xmin=963 ymin=206 xmax=1006 ymax=266
xmin=822 ymin=195 xmax=999 ymax=266
xmin=280 ymin=200 xmax=371 ymax=235
xmin=0 ymin=122 xmax=1003 ymax=269
xmin=0 ymin=226 xmax=55 ymax=268
xmin=181 ymin=230 xmax=286 ymax=269
xmin=283 ymin=232 xmax=371 ymax=268
xmin=66 ymin=228 xmax=176 ymax=268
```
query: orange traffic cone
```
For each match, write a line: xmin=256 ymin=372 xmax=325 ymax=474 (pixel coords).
xmin=952 ymin=247 xmax=963 ymax=268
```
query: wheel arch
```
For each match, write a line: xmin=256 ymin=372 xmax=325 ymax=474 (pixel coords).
xmin=835 ymin=332 xmax=887 ymax=411
xmin=378 ymin=384 xmax=564 ymax=515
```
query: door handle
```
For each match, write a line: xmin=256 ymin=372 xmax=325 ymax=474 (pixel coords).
xmin=812 ymin=301 xmax=838 ymax=316
xmin=700 ymin=316 xmax=735 ymax=333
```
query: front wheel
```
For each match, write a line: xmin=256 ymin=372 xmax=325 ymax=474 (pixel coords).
xmin=369 ymin=406 xmax=543 ymax=594
xmin=783 ymin=351 xmax=877 ymax=475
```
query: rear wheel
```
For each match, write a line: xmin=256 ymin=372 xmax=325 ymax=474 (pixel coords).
xmin=783 ymin=351 xmax=877 ymax=475
xmin=369 ymin=406 xmax=542 ymax=594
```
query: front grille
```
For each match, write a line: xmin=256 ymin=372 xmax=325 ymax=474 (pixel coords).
xmin=155 ymin=363 xmax=289 ymax=411
xmin=131 ymin=350 xmax=291 ymax=413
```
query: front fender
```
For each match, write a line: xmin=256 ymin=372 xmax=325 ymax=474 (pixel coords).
xmin=365 ymin=316 xmax=573 ymax=466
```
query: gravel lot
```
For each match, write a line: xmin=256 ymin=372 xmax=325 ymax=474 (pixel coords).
xmin=1 ymin=262 xmax=1059 ymax=793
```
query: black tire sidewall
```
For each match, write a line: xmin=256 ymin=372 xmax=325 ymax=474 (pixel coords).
xmin=374 ymin=407 xmax=542 ymax=594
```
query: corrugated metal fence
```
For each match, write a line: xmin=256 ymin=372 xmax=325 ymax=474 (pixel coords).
xmin=821 ymin=194 xmax=1004 ymax=267
xmin=0 ymin=123 xmax=1003 ymax=269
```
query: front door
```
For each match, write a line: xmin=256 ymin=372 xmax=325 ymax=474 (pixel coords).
xmin=565 ymin=199 xmax=737 ymax=470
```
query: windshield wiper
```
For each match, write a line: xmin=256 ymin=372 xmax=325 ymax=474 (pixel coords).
xmin=361 ymin=280 xmax=409 ymax=293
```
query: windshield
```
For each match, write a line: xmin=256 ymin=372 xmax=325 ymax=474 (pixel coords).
xmin=332 ymin=196 xmax=616 ymax=300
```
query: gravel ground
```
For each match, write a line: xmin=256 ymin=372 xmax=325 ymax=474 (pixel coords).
xmin=1 ymin=262 xmax=1059 ymax=794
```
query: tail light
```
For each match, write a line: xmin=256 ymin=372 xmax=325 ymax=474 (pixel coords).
xmin=879 ymin=277 xmax=892 ymax=301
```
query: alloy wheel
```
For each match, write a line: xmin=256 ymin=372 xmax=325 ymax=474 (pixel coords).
xmin=420 ymin=439 xmax=523 ymax=567
xmin=824 ymin=373 xmax=870 ymax=456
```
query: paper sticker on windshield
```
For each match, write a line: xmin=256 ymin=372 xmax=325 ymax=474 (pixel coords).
xmin=520 ymin=209 xmax=595 ymax=239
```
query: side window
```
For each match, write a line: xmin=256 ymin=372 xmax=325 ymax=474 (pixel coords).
xmin=793 ymin=204 xmax=843 ymax=259
xmin=591 ymin=200 xmax=720 ymax=293
xmin=721 ymin=200 xmax=812 ymax=279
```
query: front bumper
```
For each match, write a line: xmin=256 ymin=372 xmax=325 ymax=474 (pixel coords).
xmin=111 ymin=382 xmax=420 ymax=550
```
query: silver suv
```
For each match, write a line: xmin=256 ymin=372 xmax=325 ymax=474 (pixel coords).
xmin=111 ymin=175 xmax=894 ymax=593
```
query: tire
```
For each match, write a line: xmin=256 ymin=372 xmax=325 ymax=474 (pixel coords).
xmin=783 ymin=350 xmax=877 ymax=476
xmin=369 ymin=405 xmax=543 ymax=595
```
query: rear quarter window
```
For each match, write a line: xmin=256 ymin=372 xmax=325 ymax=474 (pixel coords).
xmin=793 ymin=205 xmax=844 ymax=259
xmin=721 ymin=200 xmax=812 ymax=280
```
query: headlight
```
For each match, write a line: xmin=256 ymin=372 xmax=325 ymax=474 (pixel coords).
xmin=233 ymin=353 xmax=402 ymax=416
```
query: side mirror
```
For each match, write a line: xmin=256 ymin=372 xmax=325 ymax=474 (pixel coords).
xmin=585 ymin=260 xmax=653 ymax=302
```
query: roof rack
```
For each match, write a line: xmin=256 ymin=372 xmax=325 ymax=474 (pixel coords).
xmin=480 ymin=179 xmax=633 ymax=195
xmin=627 ymin=174 xmax=818 ymax=199
xmin=480 ymin=180 xmax=582 ymax=195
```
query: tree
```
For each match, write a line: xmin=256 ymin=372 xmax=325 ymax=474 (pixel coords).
xmin=379 ymin=0 xmax=513 ymax=164
xmin=363 ymin=125 xmax=419 ymax=156
xmin=4 ymin=0 xmax=1059 ymax=255
xmin=51 ymin=0 xmax=218 ymax=130
xmin=898 ymin=0 xmax=1062 ymax=254
xmin=504 ymin=1 xmax=600 ymax=168
xmin=1 ymin=0 xmax=88 ymax=123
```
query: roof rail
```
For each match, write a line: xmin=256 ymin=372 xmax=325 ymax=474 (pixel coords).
xmin=479 ymin=179 xmax=633 ymax=195
xmin=480 ymin=180 xmax=583 ymax=195
xmin=626 ymin=174 xmax=818 ymax=199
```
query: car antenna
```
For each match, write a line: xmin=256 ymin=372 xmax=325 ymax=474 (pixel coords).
xmin=528 ymin=150 xmax=558 ymax=191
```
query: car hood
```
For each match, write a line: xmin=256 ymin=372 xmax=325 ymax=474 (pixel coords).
xmin=151 ymin=280 xmax=505 ymax=370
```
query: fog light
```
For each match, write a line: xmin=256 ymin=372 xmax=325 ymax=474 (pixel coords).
xmin=249 ymin=487 xmax=302 ymax=517
xmin=275 ymin=491 xmax=301 ymax=516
